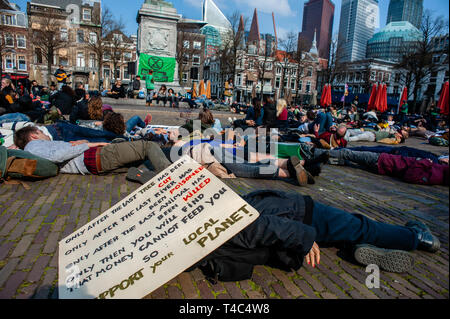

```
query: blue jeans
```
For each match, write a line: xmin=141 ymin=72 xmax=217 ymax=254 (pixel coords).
xmin=46 ymin=121 xmax=122 ymax=142
xmin=311 ymin=202 xmax=418 ymax=251
xmin=0 ymin=113 xmax=30 ymax=125
xmin=314 ymin=112 xmax=334 ymax=135
xmin=126 ymin=115 xmax=146 ymax=133
xmin=347 ymin=146 xmax=440 ymax=164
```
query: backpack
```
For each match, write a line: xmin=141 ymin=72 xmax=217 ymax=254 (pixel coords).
xmin=0 ymin=145 xmax=59 ymax=184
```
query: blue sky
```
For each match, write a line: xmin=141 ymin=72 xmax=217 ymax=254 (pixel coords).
xmin=12 ymin=0 xmax=450 ymax=38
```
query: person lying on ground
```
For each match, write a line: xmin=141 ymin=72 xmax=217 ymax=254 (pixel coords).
xmin=344 ymin=127 xmax=408 ymax=145
xmin=313 ymin=124 xmax=348 ymax=149
xmin=189 ymin=189 xmax=441 ymax=277
xmin=14 ymin=125 xmax=171 ymax=176
xmin=12 ymin=121 xmax=124 ymax=149
xmin=315 ymin=148 xmax=449 ymax=186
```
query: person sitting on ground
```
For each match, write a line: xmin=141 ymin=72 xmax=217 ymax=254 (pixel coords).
xmin=70 ymin=95 xmax=103 ymax=124
xmin=49 ymin=85 xmax=78 ymax=116
xmin=233 ymin=98 xmax=264 ymax=129
xmin=315 ymin=147 xmax=449 ymax=186
xmin=14 ymin=126 xmax=171 ymax=177
xmin=108 ymin=80 xmax=126 ymax=99
xmin=275 ymin=99 xmax=289 ymax=129
xmin=131 ymin=75 xmax=141 ymax=99
xmin=167 ymin=88 xmax=179 ymax=108
xmin=156 ymin=85 xmax=168 ymax=106
xmin=314 ymin=105 xmax=335 ymax=135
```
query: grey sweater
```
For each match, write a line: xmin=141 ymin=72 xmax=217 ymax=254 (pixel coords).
xmin=25 ymin=140 xmax=91 ymax=175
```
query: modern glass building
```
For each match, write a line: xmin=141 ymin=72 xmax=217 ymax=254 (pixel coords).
xmin=338 ymin=0 xmax=379 ymax=62
xmin=386 ymin=0 xmax=423 ymax=30
xmin=201 ymin=0 xmax=231 ymax=58
xmin=366 ymin=21 xmax=422 ymax=62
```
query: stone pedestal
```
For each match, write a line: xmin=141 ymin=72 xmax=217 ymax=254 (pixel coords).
xmin=137 ymin=1 xmax=185 ymax=93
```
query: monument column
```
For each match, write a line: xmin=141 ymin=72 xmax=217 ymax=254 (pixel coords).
xmin=137 ymin=0 xmax=182 ymax=91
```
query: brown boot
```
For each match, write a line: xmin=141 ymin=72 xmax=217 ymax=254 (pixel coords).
xmin=290 ymin=156 xmax=310 ymax=186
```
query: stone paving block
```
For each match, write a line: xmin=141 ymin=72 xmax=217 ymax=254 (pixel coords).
xmin=0 ymin=241 xmax=14 ymax=261
xmin=0 ymin=270 xmax=28 ymax=299
xmin=167 ymin=285 xmax=183 ymax=299
xmin=0 ymin=258 xmax=20 ymax=288
xmin=33 ymin=224 xmax=51 ymax=244
xmin=17 ymin=243 xmax=44 ymax=270
xmin=177 ymin=272 xmax=200 ymax=299
xmin=196 ymin=280 xmax=215 ymax=299
xmin=24 ymin=216 xmax=45 ymax=234
xmin=0 ymin=218 xmax=20 ymax=236
xmin=10 ymin=234 xmax=35 ymax=258
xmin=43 ymin=232 xmax=61 ymax=254
xmin=270 ymin=268 xmax=303 ymax=298
xmin=223 ymin=282 xmax=246 ymax=299
xmin=15 ymin=282 xmax=40 ymax=299
xmin=27 ymin=255 xmax=52 ymax=283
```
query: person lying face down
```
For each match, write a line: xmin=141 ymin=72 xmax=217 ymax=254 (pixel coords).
xmin=13 ymin=125 xmax=171 ymax=176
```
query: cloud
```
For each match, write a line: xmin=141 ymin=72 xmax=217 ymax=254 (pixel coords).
xmin=238 ymin=0 xmax=295 ymax=17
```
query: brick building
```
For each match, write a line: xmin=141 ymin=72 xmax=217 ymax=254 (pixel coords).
xmin=0 ymin=0 xmax=30 ymax=83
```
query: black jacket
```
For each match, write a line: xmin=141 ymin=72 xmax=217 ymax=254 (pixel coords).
xmin=69 ymin=100 xmax=90 ymax=123
xmin=191 ymin=190 xmax=316 ymax=282
xmin=263 ymin=102 xmax=277 ymax=127
xmin=49 ymin=91 xmax=77 ymax=115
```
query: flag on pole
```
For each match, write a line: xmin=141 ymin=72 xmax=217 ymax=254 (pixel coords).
xmin=341 ymin=83 xmax=348 ymax=102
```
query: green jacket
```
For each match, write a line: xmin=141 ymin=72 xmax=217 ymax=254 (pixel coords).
xmin=144 ymin=75 xmax=155 ymax=90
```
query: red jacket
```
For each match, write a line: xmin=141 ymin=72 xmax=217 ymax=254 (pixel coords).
xmin=377 ymin=153 xmax=449 ymax=186
xmin=318 ymin=131 xmax=348 ymax=148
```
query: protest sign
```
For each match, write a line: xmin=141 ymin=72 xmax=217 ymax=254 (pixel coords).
xmin=58 ymin=156 xmax=260 ymax=299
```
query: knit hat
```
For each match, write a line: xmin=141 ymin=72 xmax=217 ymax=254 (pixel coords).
xmin=102 ymin=104 xmax=113 ymax=112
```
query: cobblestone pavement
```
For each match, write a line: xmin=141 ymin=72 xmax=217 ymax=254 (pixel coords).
xmin=0 ymin=103 xmax=448 ymax=299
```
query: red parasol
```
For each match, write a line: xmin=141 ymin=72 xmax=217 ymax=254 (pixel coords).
xmin=397 ymin=86 xmax=408 ymax=114
xmin=437 ymin=81 xmax=449 ymax=116
xmin=320 ymin=84 xmax=328 ymax=107
xmin=380 ymin=83 xmax=388 ymax=113
xmin=367 ymin=83 xmax=377 ymax=111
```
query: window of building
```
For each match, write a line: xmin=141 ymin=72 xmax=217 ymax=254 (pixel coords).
xmin=183 ymin=53 xmax=189 ymax=64
xmin=370 ymin=71 xmax=376 ymax=81
xmin=290 ymin=79 xmax=295 ymax=90
xmin=5 ymin=34 xmax=13 ymax=47
xmin=248 ymin=60 xmax=254 ymax=69
xmin=17 ymin=35 xmax=26 ymax=48
xmin=113 ymin=34 xmax=123 ymax=42
xmin=83 ymin=8 xmax=92 ymax=21
xmin=77 ymin=30 xmax=84 ymax=43
xmin=5 ymin=54 xmax=14 ymax=69
xmin=76 ymin=52 xmax=85 ymax=67
xmin=264 ymin=79 xmax=271 ymax=86
xmin=298 ymin=80 xmax=302 ymax=91
xmin=123 ymin=65 xmax=130 ymax=79
xmin=193 ymin=41 xmax=202 ymax=49
xmin=306 ymin=81 xmax=311 ymax=92
xmin=89 ymin=53 xmax=96 ymax=68
xmin=124 ymin=52 xmax=132 ymax=61
xmin=104 ymin=51 xmax=111 ymax=60
xmin=190 ymin=67 xmax=199 ymax=80
xmin=2 ymin=15 xmax=16 ymax=26
xmin=276 ymin=67 xmax=282 ymax=75
xmin=182 ymin=72 xmax=188 ymax=82
xmin=183 ymin=40 xmax=190 ymax=49
xmin=34 ymin=48 xmax=42 ymax=64
xmin=18 ymin=56 xmax=26 ymax=71
xmin=307 ymin=67 xmax=313 ymax=77
xmin=103 ymin=66 xmax=110 ymax=79
xmin=61 ymin=28 xmax=68 ymax=41
xmin=283 ymin=78 xmax=288 ymax=89
xmin=89 ymin=32 xmax=97 ymax=44
xmin=246 ymin=80 xmax=253 ymax=87
xmin=115 ymin=68 xmax=121 ymax=80
xmin=192 ymin=55 xmax=200 ymax=65
xmin=275 ymin=77 xmax=280 ymax=88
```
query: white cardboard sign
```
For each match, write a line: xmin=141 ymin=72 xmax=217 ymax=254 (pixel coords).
xmin=58 ymin=156 xmax=259 ymax=299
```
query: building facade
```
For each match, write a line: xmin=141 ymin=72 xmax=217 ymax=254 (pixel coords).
xmin=299 ymin=0 xmax=335 ymax=60
xmin=27 ymin=0 xmax=101 ymax=88
xmin=0 ymin=0 xmax=30 ymax=82
xmin=366 ymin=21 xmax=422 ymax=62
xmin=338 ymin=0 xmax=379 ymax=62
xmin=102 ymin=30 xmax=137 ymax=89
xmin=386 ymin=0 xmax=423 ymax=30
xmin=177 ymin=19 xmax=206 ymax=91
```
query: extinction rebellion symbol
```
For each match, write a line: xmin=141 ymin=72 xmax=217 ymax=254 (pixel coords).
xmin=148 ymin=56 xmax=164 ymax=71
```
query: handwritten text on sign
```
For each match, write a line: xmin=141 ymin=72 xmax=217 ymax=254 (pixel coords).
xmin=58 ymin=156 xmax=259 ymax=299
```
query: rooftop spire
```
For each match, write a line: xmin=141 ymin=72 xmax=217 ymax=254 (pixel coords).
xmin=248 ymin=8 xmax=261 ymax=45
xmin=309 ymin=28 xmax=318 ymax=55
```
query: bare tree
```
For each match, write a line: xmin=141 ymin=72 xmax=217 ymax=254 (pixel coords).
xmin=0 ymin=23 xmax=7 ymax=80
xmin=216 ymin=11 xmax=248 ymax=98
xmin=256 ymin=48 xmax=274 ymax=102
xmin=293 ymin=36 xmax=309 ymax=104
xmin=85 ymin=6 xmax=116 ymax=85
xmin=277 ymin=31 xmax=297 ymax=98
xmin=319 ymin=36 xmax=346 ymax=86
xmin=396 ymin=10 xmax=448 ymax=113
xmin=31 ymin=11 xmax=69 ymax=85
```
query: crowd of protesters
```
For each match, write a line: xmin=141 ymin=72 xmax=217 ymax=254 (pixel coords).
xmin=1 ymin=72 xmax=448 ymax=280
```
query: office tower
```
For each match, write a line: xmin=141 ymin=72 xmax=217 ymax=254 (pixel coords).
xmin=337 ymin=0 xmax=379 ymax=62
xmin=299 ymin=0 xmax=335 ymax=59
xmin=387 ymin=0 xmax=423 ymax=29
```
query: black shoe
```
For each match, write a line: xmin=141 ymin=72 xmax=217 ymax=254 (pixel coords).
xmin=304 ymin=162 xmax=322 ymax=177
xmin=405 ymin=220 xmax=441 ymax=253
xmin=126 ymin=167 xmax=156 ymax=185
xmin=354 ymin=244 xmax=415 ymax=273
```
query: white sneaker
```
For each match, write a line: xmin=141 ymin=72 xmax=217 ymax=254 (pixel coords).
xmin=228 ymin=117 xmax=233 ymax=124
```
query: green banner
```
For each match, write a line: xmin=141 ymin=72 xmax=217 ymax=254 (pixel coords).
xmin=138 ymin=54 xmax=176 ymax=83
